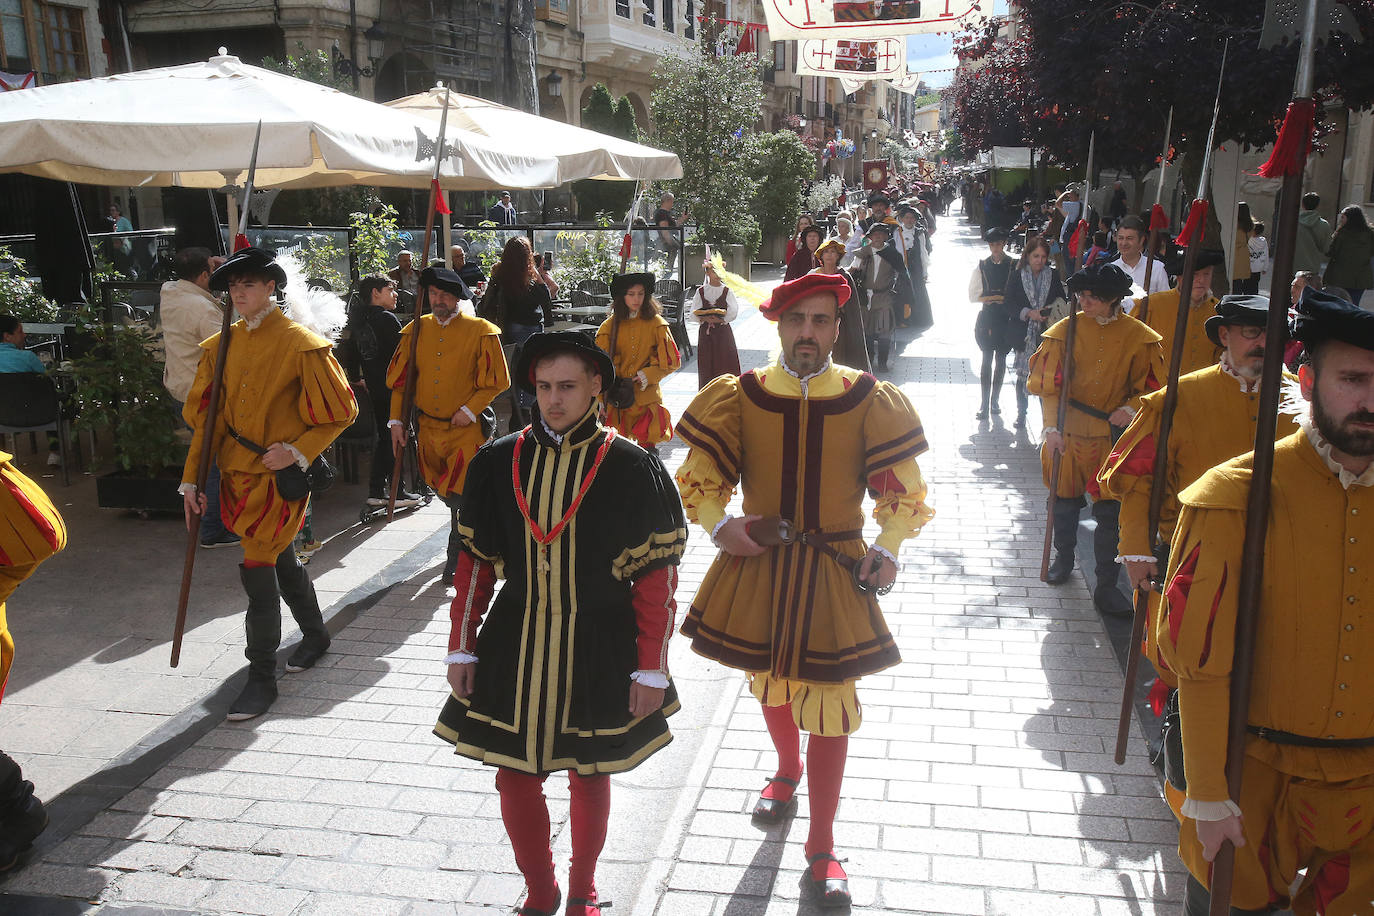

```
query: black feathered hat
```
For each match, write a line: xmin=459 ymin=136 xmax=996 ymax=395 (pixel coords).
xmin=1205 ymin=295 xmax=1273 ymax=346
xmin=514 ymin=330 xmax=615 ymax=394
xmin=1067 ymin=262 xmax=1133 ymax=303
xmin=209 ymin=246 xmax=287 ymax=293
xmin=419 ymin=265 xmax=472 ymax=300
xmin=1166 ymin=248 xmax=1225 ymax=276
xmin=611 ymin=272 xmax=655 ymax=299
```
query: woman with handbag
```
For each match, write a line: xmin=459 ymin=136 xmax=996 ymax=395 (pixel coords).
xmin=595 ymin=273 xmax=682 ymax=454
xmin=1002 ymin=235 xmax=1067 ymax=429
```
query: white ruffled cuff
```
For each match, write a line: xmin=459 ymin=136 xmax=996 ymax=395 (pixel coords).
xmin=710 ymin=515 xmax=733 ymax=547
xmin=1042 ymin=427 xmax=1059 ymax=436
xmin=283 ymin=443 xmax=309 ymax=469
xmin=1181 ymin=798 xmax=1243 ymax=821
xmin=871 ymin=545 xmax=900 ymax=568
xmin=635 ymin=370 xmax=649 ymax=390
xmin=444 ymin=651 xmax=478 ymax=665
xmin=178 ymin=482 xmax=197 ymax=495
xmin=631 ymin=670 xmax=670 ymax=689
xmin=1117 ymin=555 xmax=1155 ymax=564
xmin=460 ymin=405 xmax=476 ymax=423
xmin=387 ymin=419 xmax=403 ymax=428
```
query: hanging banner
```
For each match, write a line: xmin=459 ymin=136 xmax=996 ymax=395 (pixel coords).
xmin=862 ymin=159 xmax=891 ymax=190
xmin=760 ymin=0 xmax=986 ymax=40
xmin=0 ymin=71 xmax=36 ymax=91
xmin=887 ymin=72 xmax=925 ymax=93
xmin=796 ymin=38 xmax=906 ymax=77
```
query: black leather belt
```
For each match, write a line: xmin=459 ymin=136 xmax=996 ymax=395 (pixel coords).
xmin=1248 ymin=725 xmax=1374 ymax=748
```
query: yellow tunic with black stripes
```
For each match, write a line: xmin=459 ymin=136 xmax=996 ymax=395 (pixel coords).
xmin=676 ymin=358 xmax=933 ymax=736
xmin=182 ymin=308 xmax=358 ymax=564
xmin=387 ymin=313 xmax=509 ymax=499
xmin=1 ymin=451 xmax=68 ymax=701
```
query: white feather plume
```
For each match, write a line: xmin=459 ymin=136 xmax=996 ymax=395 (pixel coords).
xmin=277 ymin=251 xmax=348 ymax=342
xmin=1278 ymin=373 xmax=1307 ymax=419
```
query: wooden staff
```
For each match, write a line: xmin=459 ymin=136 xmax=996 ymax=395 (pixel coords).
xmin=1210 ymin=5 xmax=1324 ymax=911
xmin=386 ymin=87 xmax=452 ymax=521
xmin=171 ymin=121 xmax=262 ymax=668
xmin=1114 ymin=46 xmax=1228 ymax=764
xmin=1039 ymin=296 xmax=1079 ymax=582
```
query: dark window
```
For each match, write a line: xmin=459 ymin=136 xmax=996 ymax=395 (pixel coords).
xmin=663 ymin=0 xmax=674 ymax=31
xmin=616 ymin=0 xmax=631 ymax=18
xmin=773 ymin=41 xmax=785 ymax=71
xmin=642 ymin=0 xmax=655 ymax=27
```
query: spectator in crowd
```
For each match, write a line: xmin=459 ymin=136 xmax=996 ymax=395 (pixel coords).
xmin=1293 ymin=192 xmax=1333 ymax=276
xmin=1247 ymin=221 xmax=1270 ymax=296
xmin=786 ymin=225 xmax=824 ymax=282
xmin=450 ymin=245 xmax=487 ymax=292
xmin=1323 ymin=204 xmax=1374 ymax=307
xmin=1109 ymin=216 xmax=1169 ymax=298
xmin=1003 ymin=235 xmax=1067 ymax=430
xmin=536 ymin=251 xmax=560 ymax=300
xmin=389 ymin=250 xmax=420 ymax=298
xmin=785 ymin=213 xmax=814 ymax=264
xmin=0 ymin=316 xmax=47 ymax=374
xmin=1231 ymin=202 xmax=1254 ymax=295
xmin=487 ymin=191 xmax=517 ymax=225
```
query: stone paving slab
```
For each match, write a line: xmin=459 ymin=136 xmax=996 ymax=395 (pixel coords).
xmin=1 ymin=220 xmax=1191 ymax=914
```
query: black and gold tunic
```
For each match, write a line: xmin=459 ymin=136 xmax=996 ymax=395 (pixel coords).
xmin=434 ymin=407 xmax=688 ymax=774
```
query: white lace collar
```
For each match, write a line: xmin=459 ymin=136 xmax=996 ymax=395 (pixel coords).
xmin=540 ymin=418 xmax=564 ymax=443
xmin=433 ymin=312 xmax=457 ymax=328
xmin=1218 ymin=353 xmax=1261 ymax=393
xmin=1301 ymin=416 xmax=1374 ymax=490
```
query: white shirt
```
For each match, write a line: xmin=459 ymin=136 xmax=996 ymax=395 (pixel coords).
xmin=1111 ymin=254 xmax=1170 ymax=299
xmin=690 ymin=280 xmax=739 ymax=323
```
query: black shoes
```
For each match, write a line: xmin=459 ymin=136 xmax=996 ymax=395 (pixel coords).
xmin=285 ymin=641 xmax=328 ymax=674
xmin=515 ymin=887 xmax=561 ymax=916
xmin=752 ymin=776 xmax=800 ymax=822
xmin=1094 ymin=583 xmax=1135 ymax=617
xmin=200 ymin=531 xmax=241 ymax=549
xmin=227 ymin=676 xmax=278 ymax=721
xmin=0 ymin=794 xmax=48 ymax=872
xmin=805 ymin=852 xmax=852 ymax=908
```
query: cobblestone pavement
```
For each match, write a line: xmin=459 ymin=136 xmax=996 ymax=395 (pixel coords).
xmin=2 ymin=210 xmax=1186 ymax=915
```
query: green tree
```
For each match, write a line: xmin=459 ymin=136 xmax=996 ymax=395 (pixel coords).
xmin=573 ymin=84 xmax=638 ymax=220
xmin=349 ymin=204 xmax=402 ymax=278
xmin=749 ymin=131 xmax=818 ymax=243
xmin=650 ymin=34 xmax=765 ymax=253
xmin=260 ymin=42 xmax=352 ymax=92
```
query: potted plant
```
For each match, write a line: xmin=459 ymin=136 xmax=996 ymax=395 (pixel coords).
xmin=70 ymin=316 xmax=187 ymax=513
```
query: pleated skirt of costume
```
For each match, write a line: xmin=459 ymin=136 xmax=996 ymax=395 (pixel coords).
xmin=219 ymin=469 xmax=309 ymax=564
xmin=908 ymin=277 xmax=933 ymax=328
xmin=1041 ymin=433 xmax=1111 ymax=500
xmin=604 ymin=401 xmax=673 ymax=447
xmin=696 ymin=322 xmax=741 ymax=389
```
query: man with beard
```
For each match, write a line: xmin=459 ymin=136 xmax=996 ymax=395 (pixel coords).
xmin=1098 ymin=296 xmax=1298 ymax=814
xmin=387 ymin=266 xmax=509 ymax=582
xmin=1127 ymin=249 xmax=1224 ymax=376
xmin=1156 ymin=287 xmax=1374 ymax=916
xmin=675 ymin=272 xmax=934 ymax=907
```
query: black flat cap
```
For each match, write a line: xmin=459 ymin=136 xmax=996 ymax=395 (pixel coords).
xmin=865 ymin=221 xmax=893 ymax=238
xmin=514 ymin=330 xmax=615 ymax=394
xmin=611 ymin=272 xmax=655 ymax=299
xmin=866 ymin=193 xmax=891 ymax=206
xmin=1067 ymin=262 xmax=1133 ymax=303
xmin=209 ymin=246 xmax=286 ymax=292
xmin=1206 ymin=294 xmax=1273 ymax=345
xmin=1290 ymin=287 xmax=1374 ymax=353
xmin=984 ymin=227 xmax=1008 ymax=242
xmin=419 ymin=265 xmax=472 ymax=299
xmin=1166 ymin=248 xmax=1225 ymax=276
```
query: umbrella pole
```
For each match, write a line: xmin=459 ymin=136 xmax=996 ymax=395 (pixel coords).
xmin=442 ymin=214 xmax=453 ymax=267
xmin=225 ymin=194 xmax=238 ymax=249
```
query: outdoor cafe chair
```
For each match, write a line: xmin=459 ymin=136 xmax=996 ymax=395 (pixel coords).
xmin=0 ymin=372 xmax=72 ymax=486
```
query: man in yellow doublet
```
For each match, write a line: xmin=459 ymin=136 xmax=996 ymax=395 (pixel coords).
xmin=386 ymin=266 xmax=510 ymax=581
xmin=0 ymin=450 xmax=67 ymax=870
xmin=676 ymin=272 xmax=932 ymax=907
xmin=595 ymin=273 xmax=682 ymax=450
xmin=1126 ymin=249 xmax=1223 ymax=377
xmin=181 ymin=248 xmax=358 ymax=721
xmin=1027 ymin=263 xmax=1164 ymax=616
xmin=1098 ymin=295 xmax=1298 ymax=821
xmin=1156 ymin=289 xmax=1374 ymax=916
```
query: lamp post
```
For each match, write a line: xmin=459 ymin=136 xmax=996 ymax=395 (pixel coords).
xmin=333 ymin=22 xmax=385 ymax=89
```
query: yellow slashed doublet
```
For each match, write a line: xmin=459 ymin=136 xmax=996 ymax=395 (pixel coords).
xmin=595 ymin=314 xmax=682 ymax=447
xmin=385 ymin=313 xmax=509 ymax=499
xmin=183 ymin=308 xmax=357 ymax=564
xmin=1098 ymin=364 xmax=1298 ymax=688
xmin=676 ymin=360 xmax=933 ymax=735
xmin=1156 ymin=430 xmax=1374 ymax=913
xmin=1130 ymin=288 xmax=1221 ymax=377
xmin=0 ymin=451 xmax=68 ymax=699
xmin=1027 ymin=313 xmax=1164 ymax=498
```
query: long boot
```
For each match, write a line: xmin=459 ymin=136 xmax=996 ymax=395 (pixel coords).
xmin=0 ymin=751 xmax=45 ymax=872
xmin=1046 ymin=496 xmax=1083 ymax=585
xmin=876 ymin=338 xmax=892 ymax=372
xmin=495 ymin=768 xmax=560 ymax=914
xmin=1091 ymin=500 xmax=1133 ymax=617
xmin=275 ymin=548 xmax=330 ymax=673
xmin=231 ymin=564 xmax=281 ymax=721
xmin=1014 ymin=376 xmax=1029 ymax=428
xmin=990 ymin=354 xmax=1006 ymax=415
xmin=442 ymin=494 xmax=462 ymax=584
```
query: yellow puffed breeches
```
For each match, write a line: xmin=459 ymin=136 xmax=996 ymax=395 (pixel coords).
xmin=750 ymin=674 xmax=862 ymax=737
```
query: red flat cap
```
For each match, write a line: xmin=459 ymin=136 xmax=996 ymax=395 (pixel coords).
xmin=759 ymin=272 xmax=852 ymax=321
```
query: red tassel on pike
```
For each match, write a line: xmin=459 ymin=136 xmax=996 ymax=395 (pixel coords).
xmin=1174 ymin=199 xmax=1209 ymax=248
xmin=620 ymin=233 xmax=632 ymax=260
xmin=1068 ymin=219 xmax=1088 ymax=258
xmin=1257 ymin=99 xmax=1316 ymax=179
xmin=432 ymin=179 xmax=451 ymax=215
xmin=233 ymin=234 xmax=250 ymax=252
xmin=1149 ymin=204 xmax=1169 ymax=232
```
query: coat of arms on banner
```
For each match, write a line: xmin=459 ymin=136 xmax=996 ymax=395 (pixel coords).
xmin=796 ymin=38 xmax=905 ymax=77
xmin=760 ymin=0 xmax=986 ymax=39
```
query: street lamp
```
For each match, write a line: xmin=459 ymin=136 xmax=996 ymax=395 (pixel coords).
xmin=333 ymin=23 xmax=385 ymax=81
xmin=544 ymin=70 xmax=564 ymax=98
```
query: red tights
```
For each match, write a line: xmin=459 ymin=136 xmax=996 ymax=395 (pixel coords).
xmin=495 ymin=767 xmax=611 ymax=911
xmin=759 ymin=703 xmax=849 ymax=881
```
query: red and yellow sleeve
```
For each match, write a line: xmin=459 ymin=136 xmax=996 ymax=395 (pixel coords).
xmin=1126 ymin=338 xmax=1166 ymax=411
xmin=1155 ymin=502 xmax=1245 ymax=803
xmin=386 ymin=321 xmax=417 ymax=421
xmin=630 ymin=565 xmax=677 ymax=673
xmin=293 ymin=347 xmax=359 ymax=461
xmin=1027 ymin=335 xmax=1065 ymax=428
xmin=448 ymin=551 xmax=497 ymax=656
xmin=1098 ymin=393 xmax=1163 ymax=558
xmin=466 ymin=332 xmax=511 ymax=416
xmin=640 ymin=322 xmax=682 ymax=387
xmin=674 ymin=375 xmax=743 ymax=533
xmin=863 ymin=384 xmax=934 ymax=556
xmin=181 ymin=339 xmax=222 ymax=485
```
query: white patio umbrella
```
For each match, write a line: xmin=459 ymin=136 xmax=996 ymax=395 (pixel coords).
xmin=0 ymin=52 xmax=562 ymax=192
xmin=386 ymin=87 xmax=682 ymax=184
